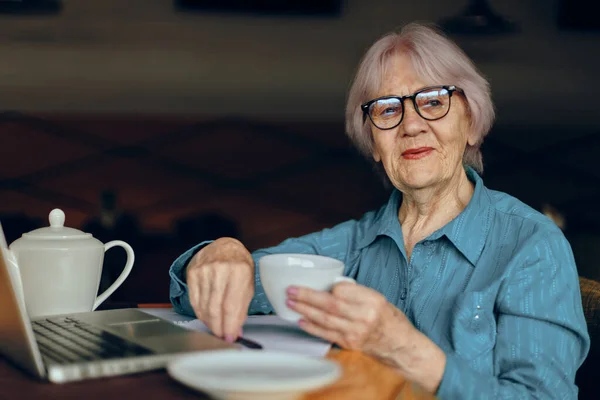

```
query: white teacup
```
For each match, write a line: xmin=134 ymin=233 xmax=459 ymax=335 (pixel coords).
xmin=258 ymin=253 xmax=355 ymax=323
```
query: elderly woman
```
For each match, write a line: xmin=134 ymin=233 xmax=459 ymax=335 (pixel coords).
xmin=169 ymin=23 xmax=589 ymax=398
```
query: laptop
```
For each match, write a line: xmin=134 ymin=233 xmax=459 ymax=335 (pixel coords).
xmin=0 ymin=222 xmax=236 ymax=383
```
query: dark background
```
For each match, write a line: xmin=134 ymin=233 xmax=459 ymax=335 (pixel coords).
xmin=1 ymin=0 xmax=599 ymax=304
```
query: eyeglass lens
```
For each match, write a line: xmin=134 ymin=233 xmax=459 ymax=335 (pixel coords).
xmin=368 ymin=87 xmax=451 ymax=129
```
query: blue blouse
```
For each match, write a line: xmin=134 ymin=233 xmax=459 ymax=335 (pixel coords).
xmin=169 ymin=168 xmax=590 ymax=399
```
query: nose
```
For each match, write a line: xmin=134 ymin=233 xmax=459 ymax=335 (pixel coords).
xmin=400 ymin=99 xmax=427 ymax=137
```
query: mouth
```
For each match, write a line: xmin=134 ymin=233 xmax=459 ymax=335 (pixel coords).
xmin=401 ymin=147 xmax=433 ymax=160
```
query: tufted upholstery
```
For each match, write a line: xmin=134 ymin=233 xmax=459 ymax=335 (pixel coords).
xmin=579 ymin=277 xmax=600 ymax=341
xmin=576 ymin=277 xmax=600 ymax=399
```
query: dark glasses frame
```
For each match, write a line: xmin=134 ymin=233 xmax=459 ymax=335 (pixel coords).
xmin=360 ymin=85 xmax=465 ymax=130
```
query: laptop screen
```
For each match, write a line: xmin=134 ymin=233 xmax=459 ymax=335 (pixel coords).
xmin=0 ymin=222 xmax=46 ymax=378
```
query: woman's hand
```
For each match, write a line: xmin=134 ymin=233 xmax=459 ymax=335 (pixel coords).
xmin=285 ymin=282 xmax=410 ymax=363
xmin=286 ymin=282 xmax=446 ymax=393
xmin=186 ymin=237 xmax=254 ymax=342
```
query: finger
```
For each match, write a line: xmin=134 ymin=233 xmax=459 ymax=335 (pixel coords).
xmin=187 ymin=266 xmax=211 ymax=319
xmin=287 ymin=298 xmax=353 ymax=333
xmin=221 ymin=275 xmax=251 ymax=341
xmin=298 ymin=318 xmax=343 ymax=345
xmin=287 ymin=286 xmax=355 ymax=320
xmin=205 ymin=267 xmax=227 ymax=337
xmin=197 ymin=272 xmax=212 ymax=319
xmin=187 ymin=274 xmax=200 ymax=315
xmin=331 ymin=282 xmax=369 ymax=303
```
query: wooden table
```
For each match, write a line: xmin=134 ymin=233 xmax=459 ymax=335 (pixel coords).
xmin=0 ymin=304 xmax=435 ymax=400
xmin=308 ymin=349 xmax=433 ymax=400
xmin=0 ymin=350 xmax=433 ymax=400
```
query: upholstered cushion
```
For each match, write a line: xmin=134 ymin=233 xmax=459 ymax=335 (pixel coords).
xmin=579 ymin=277 xmax=600 ymax=345
xmin=576 ymin=277 xmax=600 ymax=399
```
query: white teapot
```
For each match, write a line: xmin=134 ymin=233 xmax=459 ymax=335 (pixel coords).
xmin=7 ymin=208 xmax=135 ymax=319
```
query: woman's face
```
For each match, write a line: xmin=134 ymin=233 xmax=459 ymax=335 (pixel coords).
xmin=370 ymin=53 xmax=476 ymax=192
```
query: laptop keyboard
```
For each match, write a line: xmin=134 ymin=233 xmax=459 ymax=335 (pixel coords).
xmin=32 ymin=317 xmax=153 ymax=365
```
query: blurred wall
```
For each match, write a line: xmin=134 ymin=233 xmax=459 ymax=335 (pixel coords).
xmin=0 ymin=0 xmax=597 ymax=127
xmin=1 ymin=0 xmax=600 ymax=301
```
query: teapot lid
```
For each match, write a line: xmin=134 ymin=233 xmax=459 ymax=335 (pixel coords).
xmin=23 ymin=209 xmax=92 ymax=240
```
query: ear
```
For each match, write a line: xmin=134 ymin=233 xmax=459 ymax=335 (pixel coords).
xmin=462 ymin=99 xmax=478 ymax=147
xmin=466 ymin=129 xmax=478 ymax=147
xmin=372 ymin=147 xmax=381 ymax=162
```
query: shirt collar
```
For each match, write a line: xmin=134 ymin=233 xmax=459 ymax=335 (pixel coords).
xmin=434 ymin=167 xmax=493 ymax=266
xmin=356 ymin=189 xmax=402 ymax=251
xmin=356 ymin=167 xmax=492 ymax=266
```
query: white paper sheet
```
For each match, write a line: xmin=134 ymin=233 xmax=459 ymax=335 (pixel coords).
xmin=141 ymin=308 xmax=332 ymax=357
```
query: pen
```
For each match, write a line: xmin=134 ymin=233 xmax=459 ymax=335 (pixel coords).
xmin=235 ymin=336 xmax=263 ymax=349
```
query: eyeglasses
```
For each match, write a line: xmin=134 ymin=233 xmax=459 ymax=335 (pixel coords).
xmin=361 ymin=85 xmax=465 ymax=130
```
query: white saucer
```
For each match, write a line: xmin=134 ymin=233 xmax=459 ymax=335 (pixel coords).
xmin=167 ymin=349 xmax=342 ymax=400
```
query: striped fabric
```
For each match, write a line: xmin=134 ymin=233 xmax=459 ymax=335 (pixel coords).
xmin=169 ymin=168 xmax=590 ymax=399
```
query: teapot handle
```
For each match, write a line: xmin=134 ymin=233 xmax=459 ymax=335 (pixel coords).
xmin=93 ymin=241 xmax=135 ymax=310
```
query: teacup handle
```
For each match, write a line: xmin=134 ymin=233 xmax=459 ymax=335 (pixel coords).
xmin=93 ymin=240 xmax=135 ymax=310
xmin=334 ymin=276 xmax=356 ymax=285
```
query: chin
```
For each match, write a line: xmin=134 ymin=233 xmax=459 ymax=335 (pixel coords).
xmin=396 ymin=166 xmax=442 ymax=190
